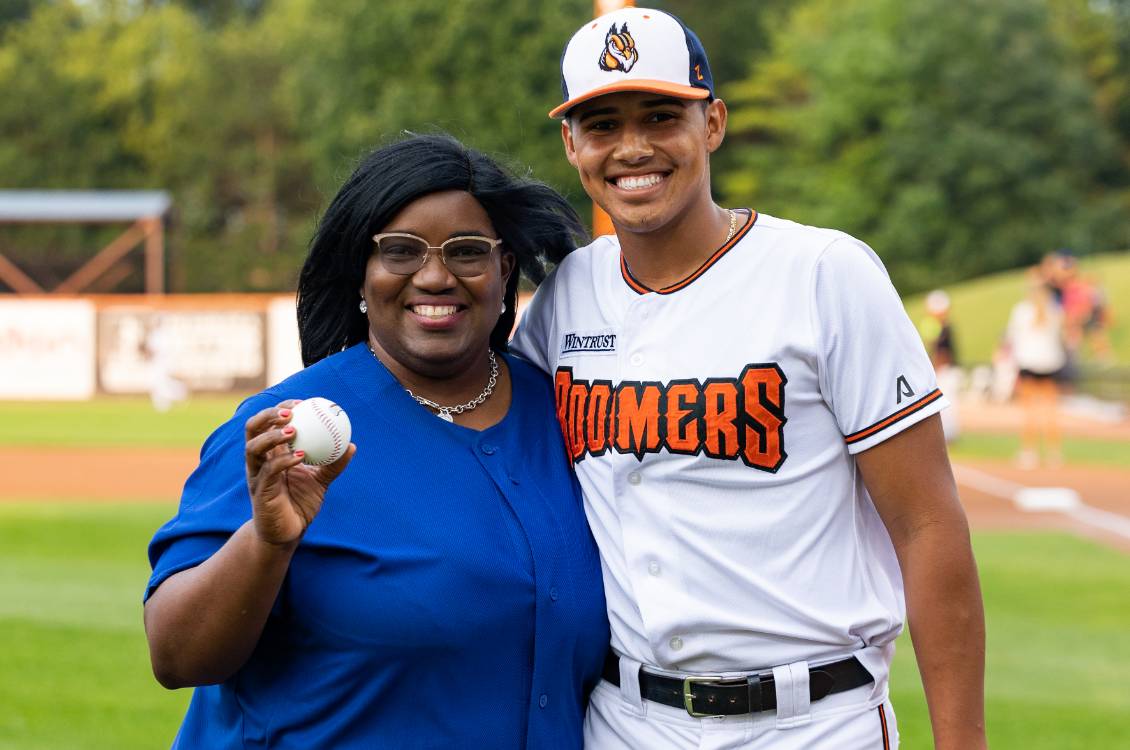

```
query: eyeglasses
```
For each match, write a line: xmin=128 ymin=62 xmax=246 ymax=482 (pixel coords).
xmin=371 ymin=232 xmax=504 ymax=277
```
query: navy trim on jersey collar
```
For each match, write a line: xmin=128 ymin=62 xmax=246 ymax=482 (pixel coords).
xmin=620 ymin=209 xmax=757 ymax=295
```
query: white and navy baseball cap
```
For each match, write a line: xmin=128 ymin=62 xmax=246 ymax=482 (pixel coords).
xmin=549 ymin=7 xmax=714 ymax=119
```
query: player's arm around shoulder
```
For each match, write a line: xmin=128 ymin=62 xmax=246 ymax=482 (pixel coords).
xmin=510 ymin=261 xmax=563 ymax=372
xmin=857 ymin=415 xmax=987 ymax=749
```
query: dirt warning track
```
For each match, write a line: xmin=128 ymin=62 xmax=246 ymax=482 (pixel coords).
xmin=2 ymin=446 xmax=1128 ymax=554
xmin=0 ymin=446 xmax=198 ymax=502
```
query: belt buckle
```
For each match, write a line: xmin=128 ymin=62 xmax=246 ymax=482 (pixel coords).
xmin=682 ymin=675 xmax=724 ymax=718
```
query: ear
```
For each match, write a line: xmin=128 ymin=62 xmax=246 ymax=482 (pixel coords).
xmin=561 ymin=120 xmax=579 ymax=169
xmin=500 ymin=251 xmax=516 ymax=287
xmin=704 ymin=98 xmax=728 ymax=154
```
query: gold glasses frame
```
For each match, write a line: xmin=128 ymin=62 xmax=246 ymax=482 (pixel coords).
xmin=371 ymin=232 xmax=504 ymax=277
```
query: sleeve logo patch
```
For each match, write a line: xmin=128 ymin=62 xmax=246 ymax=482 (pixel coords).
xmin=896 ymin=374 xmax=915 ymax=404
xmin=561 ymin=330 xmax=618 ymax=356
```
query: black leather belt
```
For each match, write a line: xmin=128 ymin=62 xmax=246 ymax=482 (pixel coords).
xmin=601 ymin=651 xmax=873 ymax=717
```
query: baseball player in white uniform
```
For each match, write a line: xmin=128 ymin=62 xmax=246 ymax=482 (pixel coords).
xmin=511 ymin=8 xmax=987 ymax=749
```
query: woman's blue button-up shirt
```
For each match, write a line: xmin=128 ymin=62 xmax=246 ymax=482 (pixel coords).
xmin=147 ymin=345 xmax=609 ymax=749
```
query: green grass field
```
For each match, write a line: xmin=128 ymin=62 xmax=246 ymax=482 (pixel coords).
xmin=904 ymin=250 xmax=1130 ymax=367
xmin=890 ymin=533 xmax=1130 ymax=748
xmin=0 ymin=396 xmax=246 ymax=448
xmin=0 ymin=502 xmax=189 ymax=750
xmin=1 ymin=387 xmax=1127 ymax=748
xmin=948 ymin=431 xmax=1130 ymax=468
xmin=0 ymin=501 xmax=1127 ymax=749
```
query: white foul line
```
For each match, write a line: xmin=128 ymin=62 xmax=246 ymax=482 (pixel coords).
xmin=1067 ymin=505 xmax=1130 ymax=540
xmin=951 ymin=465 xmax=1024 ymax=498
xmin=952 ymin=463 xmax=1130 ymax=542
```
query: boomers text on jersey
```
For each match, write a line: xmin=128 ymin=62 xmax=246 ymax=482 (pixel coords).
xmin=511 ymin=210 xmax=948 ymax=698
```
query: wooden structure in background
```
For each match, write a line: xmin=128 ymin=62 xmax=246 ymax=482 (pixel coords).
xmin=0 ymin=190 xmax=171 ymax=294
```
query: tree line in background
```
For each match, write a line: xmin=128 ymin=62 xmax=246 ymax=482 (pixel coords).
xmin=1 ymin=0 xmax=1128 ymax=294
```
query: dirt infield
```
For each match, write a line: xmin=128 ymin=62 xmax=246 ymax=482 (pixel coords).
xmin=0 ymin=446 xmax=198 ymax=502
xmin=3 ymin=442 xmax=1127 ymax=553
xmin=952 ymin=459 xmax=1130 ymax=553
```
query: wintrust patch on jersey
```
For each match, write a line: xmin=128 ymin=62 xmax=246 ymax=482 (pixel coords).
xmin=560 ymin=330 xmax=618 ymax=356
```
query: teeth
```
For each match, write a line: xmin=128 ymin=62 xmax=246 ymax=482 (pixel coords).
xmin=616 ymin=173 xmax=664 ymax=190
xmin=412 ymin=305 xmax=458 ymax=318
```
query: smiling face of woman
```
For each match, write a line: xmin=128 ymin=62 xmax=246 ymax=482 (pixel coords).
xmin=360 ymin=190 xmax=514 ymax=382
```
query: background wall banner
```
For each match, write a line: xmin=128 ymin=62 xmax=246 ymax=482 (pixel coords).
xmin=267 ymin=296 xmax=303 ymax=387
xmin=98 ymin=307 xmax=265 ymax=393
xmin=0 ymin=299 xmax=96 ymax=399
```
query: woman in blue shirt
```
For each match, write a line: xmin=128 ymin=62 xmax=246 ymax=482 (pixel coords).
xmin=144 ymin=134 xmax=609 ymax=749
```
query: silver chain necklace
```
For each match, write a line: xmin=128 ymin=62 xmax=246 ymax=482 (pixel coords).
xmin=369 ymin=345 xmax=499 ymax=423
xmin=725 ymin=208 xmax=738 ymax=243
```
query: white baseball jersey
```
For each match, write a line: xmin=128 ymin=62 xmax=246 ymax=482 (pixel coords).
xmin=511 ymin=210 xmax=948 ymax=691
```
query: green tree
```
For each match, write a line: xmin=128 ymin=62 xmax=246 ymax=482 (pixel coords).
xmin=0 ymin=0 xmax=31 ymax=30
xmin=0 ymin=2 xmax=156 ymax=289
xmin=0 ymin=1 xmax=318 ymax=291
xmin=723 ymin=0 xmax=1129 ymax=292
xmin=1049 ymin=0 xmax=1130 ymax=191
xmin=653 ymin=0 xmax=791 ymax=89
xmin=272 ymin=0 xmax=590 ymax=216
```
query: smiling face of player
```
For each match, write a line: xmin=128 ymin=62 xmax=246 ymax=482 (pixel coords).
xmin=562 ymin=91 xmax=727 ymax=236
xmin=360 ymin=190 xmax=514 ymax=383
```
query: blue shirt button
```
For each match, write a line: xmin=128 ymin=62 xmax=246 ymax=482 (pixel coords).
xmin=481 ymin=444 xmax=496 ymax=455
xmin=549 ymin=587 xmax=559 ymax=601
xmin=539 ymin=694 xmax=548 ymax=708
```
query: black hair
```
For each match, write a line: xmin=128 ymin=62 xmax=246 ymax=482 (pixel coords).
xmin=297 ymin=133 xmax=587 ymax=366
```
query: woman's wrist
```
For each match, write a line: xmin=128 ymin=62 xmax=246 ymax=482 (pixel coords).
xmin=242 ymin=520 xmax=301 ymax=557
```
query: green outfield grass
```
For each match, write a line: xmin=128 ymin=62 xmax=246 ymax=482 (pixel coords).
xmin=0 ymin=396 xmax=245 ymax=448
xmin=948 ymin=431 xmax=1130 ymax=468
xmin=904 ymin=250 xmax=1130 ymax=366
xmin=0 ymin=502 xmax=1126 ymax=749
xmin=0 ymin=502 xmax=188 ymax=750
xmin=891 ymin=532 xmax=1130 ymax=748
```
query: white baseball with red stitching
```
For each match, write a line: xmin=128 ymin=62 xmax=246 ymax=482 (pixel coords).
xmin=288 ymin=397 xmax=351 ymax=466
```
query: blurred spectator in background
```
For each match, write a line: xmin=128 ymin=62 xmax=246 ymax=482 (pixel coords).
xmin=1081 ymin=276 xmax=1113 ymax=362
xmin=1058 ymin=258 xmax=1114 ymax=363
xmin=1006 ymin=270 xmax=1067 ymax=468
xmin=144 ymin=315 xmax=187 ymax=413
xmin=1039 ymin=250 xmax=1069 ymax=305
xmin=1040 ymin=250 xmax=1079 ymax=390
xmin=919 ymin=289 xmax=961 ymax=441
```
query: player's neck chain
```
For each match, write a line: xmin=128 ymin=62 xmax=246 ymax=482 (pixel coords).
xmin=368 ymin=344 xmax=498 ymax=423
xmin=725 ymin=208 xmax=738 ymax=243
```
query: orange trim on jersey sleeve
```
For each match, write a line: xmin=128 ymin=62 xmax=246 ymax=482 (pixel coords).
xmin=620 ymin=209 xmax=757 ymax=295
xmin=843 ymin=388 xmax=943 ymax=445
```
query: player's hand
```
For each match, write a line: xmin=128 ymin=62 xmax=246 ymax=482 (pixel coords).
xmin=243 ymin=400 xmax=356 ymax=547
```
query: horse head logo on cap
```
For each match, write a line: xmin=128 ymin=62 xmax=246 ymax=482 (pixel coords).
xmin=599 ymin=23 xmax=638 ymax=73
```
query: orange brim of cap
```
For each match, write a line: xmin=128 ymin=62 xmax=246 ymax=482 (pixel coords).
xmin=549 ymin=80 xmax=710 ymax=119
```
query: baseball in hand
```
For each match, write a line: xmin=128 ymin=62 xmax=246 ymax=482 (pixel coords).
xmin=287 ymin=397 xmax=352 ymax=466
